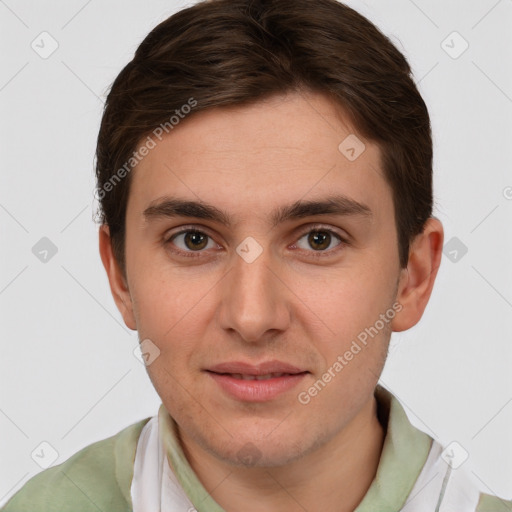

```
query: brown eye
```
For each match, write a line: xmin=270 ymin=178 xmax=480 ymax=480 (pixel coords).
xmin=183 ymin=231 xmax=208 ymax=250
xmin=296 ymin=229 xmax=343 ymax=252
xmin=307 ymin=231 xmax=332 ymax=250
xmin=167 ymin=230 xmax=214 ymax=253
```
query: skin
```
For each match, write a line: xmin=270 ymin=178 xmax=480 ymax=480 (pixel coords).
xmin=99 ymin=90 xmax=444 ymax=511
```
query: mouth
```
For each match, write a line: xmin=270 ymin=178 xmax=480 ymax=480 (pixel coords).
xmin=219 ymin=372 xmax=299 ymax=381
xmin=205 ymin=361 xmax=309 ymax=402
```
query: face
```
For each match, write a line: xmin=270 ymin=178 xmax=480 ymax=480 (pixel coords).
xmin=118 ymin=91 xmax=406 ymax=467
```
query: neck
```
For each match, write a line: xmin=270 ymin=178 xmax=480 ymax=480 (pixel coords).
xmin=176 ymin=394 xmax=386 ymax=512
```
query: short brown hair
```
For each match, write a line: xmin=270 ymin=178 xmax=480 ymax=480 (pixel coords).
xmin=95 ymin=0 xmax=433 ymax=277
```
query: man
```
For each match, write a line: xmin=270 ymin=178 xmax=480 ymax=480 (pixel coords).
xmin=2 ymin=0 xmax=510 ymax=510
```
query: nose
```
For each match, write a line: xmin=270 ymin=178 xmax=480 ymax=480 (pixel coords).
xmin=217 ymin=242 xmax=291 ymax=343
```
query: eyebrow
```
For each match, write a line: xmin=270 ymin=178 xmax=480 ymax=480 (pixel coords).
xmin=142 ymin=194 xmax=373 ymax=228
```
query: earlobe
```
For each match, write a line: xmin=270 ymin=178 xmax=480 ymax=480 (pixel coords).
xmin=391 ymin=217 xmax=444 ymax=332
xmin=98 ymin=225 xmax=137 ymax=331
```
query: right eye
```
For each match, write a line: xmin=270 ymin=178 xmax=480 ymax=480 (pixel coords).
xmin=164 ymin=228 xmax=221 ymax=258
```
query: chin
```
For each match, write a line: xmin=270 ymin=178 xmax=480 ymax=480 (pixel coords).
xmin=200 ymin=425 xmax=326 ymax=469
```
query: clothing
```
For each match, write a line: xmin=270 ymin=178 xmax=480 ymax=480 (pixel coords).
xmin=2 ymin=386 xmax=510 ymax=511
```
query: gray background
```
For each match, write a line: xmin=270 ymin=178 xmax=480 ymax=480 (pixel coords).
xmin=1 ymin=0 xmax=511 ymax=505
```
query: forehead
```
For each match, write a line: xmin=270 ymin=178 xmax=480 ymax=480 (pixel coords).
xmin=126 ymin=91 xmax=393 ymax=228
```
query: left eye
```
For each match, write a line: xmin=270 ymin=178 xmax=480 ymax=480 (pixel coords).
xmin=295 ymin=229 xmax=343 ymax=252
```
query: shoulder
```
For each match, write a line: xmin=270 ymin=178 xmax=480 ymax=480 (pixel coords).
xmin=1 ymin=417 xmax=151 ymax=512
xmin=476 ymin=492 xmax=512 ymax=512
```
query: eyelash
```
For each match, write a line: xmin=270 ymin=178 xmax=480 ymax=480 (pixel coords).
xmin=163 ymin=224 xmax=349 ymax=260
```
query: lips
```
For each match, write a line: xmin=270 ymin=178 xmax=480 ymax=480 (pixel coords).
xmin=227 ymin=372 xmax=291 ymax=381
xmin=207 ymin=360 xmax=306 ymax=376
xmin=205 ymin=360 xmax=309 ymax=402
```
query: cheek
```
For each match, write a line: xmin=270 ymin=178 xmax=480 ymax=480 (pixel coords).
xmin=295 ymin=319 xmax=389 ymax=422
xmin=290 ymin=265 xmax=395 ymax=343
xmin=130 ymin=284 xmax=199 ymax=387
xmin=130 ymin=254 xmax=206 ymax=334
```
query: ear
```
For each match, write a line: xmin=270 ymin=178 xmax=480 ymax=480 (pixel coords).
xmin=391 ymin=217 xmax=444 ymax=332
xmin=98 ymin=224 xmax=137 ymax=331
